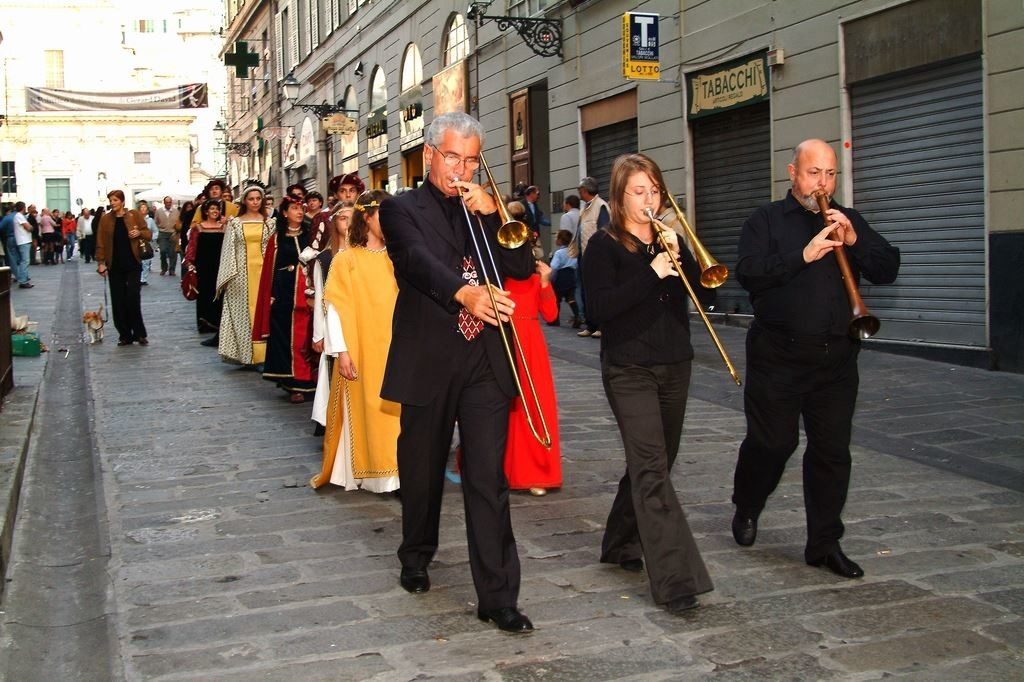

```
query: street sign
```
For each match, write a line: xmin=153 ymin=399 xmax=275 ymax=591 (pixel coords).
xmin=622 ymin=12 xmax=660 ymax=80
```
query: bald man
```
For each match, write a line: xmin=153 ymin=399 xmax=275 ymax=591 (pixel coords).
xmin=730 ymin=139 xmax=900 ymax=579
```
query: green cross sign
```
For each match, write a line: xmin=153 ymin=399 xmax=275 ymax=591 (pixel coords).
xmin=225 ymin=41 xmax=260 ymax=78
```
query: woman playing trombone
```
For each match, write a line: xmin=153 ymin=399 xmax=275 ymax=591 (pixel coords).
xmin=583 ymin=152 xmax=715 ymax=614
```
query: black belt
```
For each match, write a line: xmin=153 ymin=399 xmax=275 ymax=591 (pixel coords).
xmin=755 ymin=322 xmax=848 ymax=347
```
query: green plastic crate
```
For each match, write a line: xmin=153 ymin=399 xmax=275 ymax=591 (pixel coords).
xmin=11 ymin=332 xmax=41 ymax=357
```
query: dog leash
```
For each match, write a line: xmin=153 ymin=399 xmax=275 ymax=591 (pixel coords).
xmin=102 ymin=278 xmax=109 ymax=322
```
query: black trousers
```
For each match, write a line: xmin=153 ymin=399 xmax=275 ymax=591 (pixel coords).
xmin=732 ymin=324 xmax=859 ymax=562
xmin=600 ymin=359 xmax=713 ymax=604
xmin=108 ymin=266 xmax=147 ymax=342
xmin=80 ymin=236 xmax=95 ymax=262
xmin=396 ymin=340 xmax=520 ymax=611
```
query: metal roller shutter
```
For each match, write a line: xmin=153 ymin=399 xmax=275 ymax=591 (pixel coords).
xmin=585 ymin=119 xmax=637 ymax=200
xmin=850 ymin=56 xmax=984 ymax=347
xmin=691 ymin=101 xmax=772 ymax=315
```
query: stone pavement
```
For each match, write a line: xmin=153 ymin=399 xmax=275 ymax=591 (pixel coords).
xmin=1 ymin=258 xmax=1023 ymax=680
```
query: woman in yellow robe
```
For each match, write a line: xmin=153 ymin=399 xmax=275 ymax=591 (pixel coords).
xmin=217 ymin=182 xmax=274 ymax=366
xmin=311 ymin=190 xmax=400 ymax=492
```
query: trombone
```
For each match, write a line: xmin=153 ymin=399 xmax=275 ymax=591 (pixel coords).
xmin=480 ymin=153 xmax=531 ymax=249
xmin=453 ymin=153 xmax=552 ymax=448
xmin=645 ymin=203 xmax=742 ymax=386
xmin=662 ymin=193 xmax=729 ymax=288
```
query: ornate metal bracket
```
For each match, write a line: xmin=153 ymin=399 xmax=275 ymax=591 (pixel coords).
xmin=296 ymin=103 xmax=359 ymax=120
xmin=225 ymin=142 xmax=252 ymax=155
xmin=467 ymin=2 xmax=562 ymax=58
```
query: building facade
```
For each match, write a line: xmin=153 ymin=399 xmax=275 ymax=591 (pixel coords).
xmin=0 ymin=0 xmax=227 ymax=210
xmin=226 ymin=0 xmax=1022 ymax=371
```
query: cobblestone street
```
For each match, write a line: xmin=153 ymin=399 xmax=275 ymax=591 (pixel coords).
xmin=1 ymin=261 xmax=1022 ymax=680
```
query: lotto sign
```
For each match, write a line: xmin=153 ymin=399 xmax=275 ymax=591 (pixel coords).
xmin=622 ymin=12 xmax=660 ymax=80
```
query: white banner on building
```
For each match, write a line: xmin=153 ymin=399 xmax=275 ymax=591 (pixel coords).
xmin=26 ymin=84 xmax=209 ymax=112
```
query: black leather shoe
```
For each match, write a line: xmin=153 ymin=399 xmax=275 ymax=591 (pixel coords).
xmin=200 ymin=335 xmax=219 ymax=347
xmin=619 ymin=558 xmax=644 ymax=572
xmin=731 ymin=510 xmax=758 ymax=547
xmin=477 ymin=606 xmax=534 ymax=634
xmin=399 ymin=567 xmax=430 ymax=593
xmin=664 ymin=595 xmax=700 ymax=614
xmin=808 ymin=548 xmax=864 ymax=579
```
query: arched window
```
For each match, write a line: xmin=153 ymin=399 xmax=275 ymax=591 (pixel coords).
xmin=339 ymin=85 xmax=358 ymax=168
xmin=444 ymin=13 xmax=470 ymax=66
xmin=401 ymin=43 xmax=422 ymax=93
xmin=343 ymin=85 xmax=358 ymax=117
xmin=370 ymin=67 xmax=387 ymax=112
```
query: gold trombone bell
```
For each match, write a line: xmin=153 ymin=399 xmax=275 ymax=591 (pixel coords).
xmin=662 ymin=193 xmax=728 ymax=288
xmin=477 ymin=153 xmax=531 ymax=249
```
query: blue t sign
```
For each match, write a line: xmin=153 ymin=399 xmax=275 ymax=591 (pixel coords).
xmin=629 ymin=13 xmax=659 ymax=61
xmin=623 ymin=13 xmax=660 ymax=80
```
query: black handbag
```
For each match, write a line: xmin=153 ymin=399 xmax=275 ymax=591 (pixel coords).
xmin=137 ymin=237 xmax=154 ymax=260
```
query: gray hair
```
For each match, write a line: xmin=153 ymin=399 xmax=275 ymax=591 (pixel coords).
xmin=426 ymin=111 xmax=485 ymax=147
xmin=578 ymin=176 xmax=599 ymax=195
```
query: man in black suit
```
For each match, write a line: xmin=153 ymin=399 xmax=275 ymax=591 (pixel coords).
xmin=379 ymin=111 xmax=535 ymax=634
xmin=523 ymin=185 xmax=544 ymax=231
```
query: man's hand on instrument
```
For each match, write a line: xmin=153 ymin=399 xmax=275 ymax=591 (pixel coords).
xmin=455 ymin=283 xmax=515 ymax=325
xmin=825 ymin=208 xmax=857 ymax=246
xmin=451 ymin=180 xmax=497 ymax=215
xmin=650 ymin=251 xmax=680 ymax=279
xmin=803 ymin=224 xmax=843 ymax=263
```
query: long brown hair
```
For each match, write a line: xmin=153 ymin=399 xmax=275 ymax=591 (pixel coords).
xmin=348 ymin=189 xmax=391 ymax=247
xmin=328 ymin=202 xmax=354 ymax=253
xmin=607 ymin=153 xmax=667 ymax=254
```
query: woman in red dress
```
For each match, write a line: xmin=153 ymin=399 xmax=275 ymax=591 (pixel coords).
xmin=503 ymin=259 xmax=562 ymax=495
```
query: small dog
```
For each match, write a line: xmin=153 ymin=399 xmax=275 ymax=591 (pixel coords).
xmin=83 ymin=305 xmax=105 ymax=344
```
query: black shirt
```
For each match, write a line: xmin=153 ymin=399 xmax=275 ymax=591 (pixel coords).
xmin=736 ymin=191 xmax=900 ymax=338
xmin=583 ymin=228 xmax=713 ymax=366
xmin=112 ymin=216 xmax=137 ymax=271
xmin=426 ymin=180 xmax=464 ymax=225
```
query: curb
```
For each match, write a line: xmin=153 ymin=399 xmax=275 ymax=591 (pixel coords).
xmin=0 ymin=382 xmax=42 ymax=592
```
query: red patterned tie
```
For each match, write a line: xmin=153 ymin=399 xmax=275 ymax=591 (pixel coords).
xmin=457 ymin=256 xmax=484 ymax=341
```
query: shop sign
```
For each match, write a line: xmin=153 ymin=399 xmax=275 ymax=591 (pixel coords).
xmin=368 ymin=105 xmax=388 ymax=163
xmin=399 ymin=85 xmax=424 ymax=150
xmin=432 ymin=59 xmax=468 ymax=115
xmin=622 ymin=12 xmax=660 ymax=80
xmin=367 ymin=105 xmax=388 ymax=139
xmin=324 ymin=113 xmax=357 ymax=135
xmin=297 ymin=117 xmax=316 ymax=161
xmin=687 ymin=53 xmax=769 ymax=119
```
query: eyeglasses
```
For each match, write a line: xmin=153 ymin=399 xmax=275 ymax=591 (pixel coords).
xmin=624 ymin=187 xmax=662 ymax=200
xmin=430 ymin=144 xmax=480 ymax=170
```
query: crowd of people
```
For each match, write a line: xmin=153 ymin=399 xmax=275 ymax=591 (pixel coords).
xmin=11 ymin=119 xmax=898 ymax=632
xmin=0 ymin=202 xmax=100 ymax=288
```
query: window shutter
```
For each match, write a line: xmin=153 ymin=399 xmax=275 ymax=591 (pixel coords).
xmin=289 ymin=2 xmax=300 ymax=70
xmin=310 ymin=0 xmax=320 ymax=50
xmin=328 ymin=0 xmax=337 ymax=31
xmin=274 ymin=10 xmax=284 ymax=79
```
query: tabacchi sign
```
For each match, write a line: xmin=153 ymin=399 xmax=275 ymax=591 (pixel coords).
xmin=622 ymin=12 xmax=660 ymax=81
xmin=687 ymin=54 xmax=770 ymax=119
